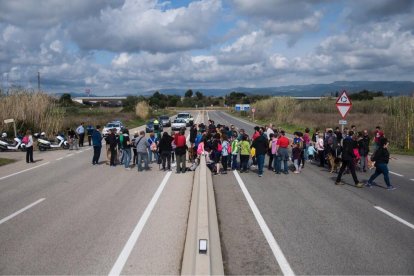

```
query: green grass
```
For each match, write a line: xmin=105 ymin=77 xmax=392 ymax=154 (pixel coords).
xmin=0 ymin=158 xmax=16 ymax=166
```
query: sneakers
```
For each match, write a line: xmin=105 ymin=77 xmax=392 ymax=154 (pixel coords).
xmin=259 ymin=174 xmax=263 ymax=177
xmin=365 ymin=182 xmax=373 ymax=188
xmin=335 ymin=181 xmax=343 ymax=185
xmin=355 ymin=182 xmax=364 ymax=188
xmin=387 ymin=186 xmax=396 ymax=191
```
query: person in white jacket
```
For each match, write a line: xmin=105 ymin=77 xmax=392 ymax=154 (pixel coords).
xmin=315 ymin=132 xmax=325 ymax=167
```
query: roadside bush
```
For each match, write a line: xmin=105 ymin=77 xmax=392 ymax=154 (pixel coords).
xmin=135 ymin=101 xmax=150 ymax=120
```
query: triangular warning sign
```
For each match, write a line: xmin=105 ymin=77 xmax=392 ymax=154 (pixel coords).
xmin=336 ymin=91 xmax=351 ymax=104
xmin=336 ymin=105 xmax=351 ymax=118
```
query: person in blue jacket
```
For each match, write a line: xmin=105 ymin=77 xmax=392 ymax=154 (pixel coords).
xmin=92 ymin=125 xmax=102 ymax=165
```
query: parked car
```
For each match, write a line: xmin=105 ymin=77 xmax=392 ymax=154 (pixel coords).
xmin=159 ymin=115 xmax=171 ymax=127
xmin=176 ymin=112 xmax=194 ymax=126
xmin=145 ymin=119 xmax=163 ymax=133
xmin=102 ymin=121 xmax=124 ymax=136
xmin=171 ymin=118 xmax=187 ymax=131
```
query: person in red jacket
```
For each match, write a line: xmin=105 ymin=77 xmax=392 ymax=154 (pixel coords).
xmin=174 ymin=128 xmax=187 ymax=173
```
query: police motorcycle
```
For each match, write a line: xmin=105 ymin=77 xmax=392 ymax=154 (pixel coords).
xmin=35 ymin=132 xmax=70 ymax=151
xmin=0 ymin=133 xmax=23 ymax=151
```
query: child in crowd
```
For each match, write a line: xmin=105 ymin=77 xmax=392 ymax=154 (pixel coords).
xmin=307 ymin=142 xmax=317 ymax=162
xmin=292 ymin=143 xmax=302 ymax=173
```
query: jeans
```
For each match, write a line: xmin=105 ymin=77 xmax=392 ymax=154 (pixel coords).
xmin=304 ymin=145 xmax=309 ymax=161
xmin=123 ymin=148 xmax=131 ymax=168
xmin=240 ymin=155 xmax=249 ymax=171
xmin=273 ymin=154 xmax=278 ymax=171
xmin=110 ymin=147 xmax=117 ymax=166
xmin=277 ymin=148 xmax=289 ymax=173
xmin=79 ymin=133 xmax=85 ymax=147
xmin=256 ymin=154 xmax=265 ymax=175
xmin=26 ymin=146 xmax=34 ymax=163
xmin=318 ymin=150 xmax=325 ymax=167
xmin=161 ymin=151 xmax=171 ymax=170
xmin=231 ymin=154 xmax=239 ymax=170
xmin=268 ymin=153 xmax=274 ymax=169
xmin=221 ymin=155 xmax=228 ymax=171
xmin=176 ymin=153 xmax=186 ymax=173
xmin=92 ymin=146 xmax=101 ymax=164
xmin=137 ymin=152 xmax=149 ymax=171
xmin=360 ymin=155 xmax=368 ymax=170
xmin=294 ymin=159 xmax=300 ymax=172
xmin=368 ymin=163 xmax=391 ymax=187
xmin=148 ymin=150 xmax=158 ymax=163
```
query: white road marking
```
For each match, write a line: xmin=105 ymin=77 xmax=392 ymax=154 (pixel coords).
xmin=389 ymin=171 xmax=403 ymax=177
xmin=67 ymin=153 xmax=74 ymax=157
xmin=56 ymin=157 xmax=64 ymax=161
xmin=0 ymin=198 xmax=45 ymax=225
xmin=374 ymin=206 xmax=414 ymax=230
xmin=108 ymin=171 xmax=172 ymax=276
xmin=0 ymin=162 xmax=50 ymax=181
xmin=411 ymin=179 xmax=414 ymax=182
xmin=233 ymin=171 xmax=295 ymax=276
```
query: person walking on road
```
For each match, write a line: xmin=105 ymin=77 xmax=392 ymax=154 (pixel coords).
xmin=87 ymin=125 xmax=94 ymax=146
xmin=91 ymin=125 xmax=102 ymax=165
xmin=252 ymin=128 xmax=268 ymax=177
xmin=373 ymin=126 xmax=384 ymax=152
xmin=68 ymin=128 xmax=79 ymax=150
xmin=315 ymin=131 xmax=325 ymax=167
xmin=335 ymin=131 xmax=364 ymax=188
xmin=230 ymin=133 xmax=240 ymax=170
xmin=358 ymin=130 xmax=370 ymax=172
xmin=239 ymin=134 xmax=250 ymax=173
xmin=275 ymin=130 xmax=290 ymax=174
xmin=122 ymin=129 xmax=132 ymax=170
xmin=221 ymin=135 xmax=230 ymax=174
xmin=174 ymin=128 xmax=187 ymax=174
xmin=366 ymin=138 xmax=395 ymax=190
xmin=135 ymin=130 xmax=150 ymax=172
xmin=158 ymin=132 xmax=174 ymax=171
xmin=24 ymin=130 xmax=34 ymax=163
xmin=76 ymin=122 xmax=85 ymax=147
xmin=105 ymin=129 xmax=118 ymax=167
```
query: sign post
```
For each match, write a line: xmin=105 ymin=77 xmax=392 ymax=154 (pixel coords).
xmin=4 ymin=118 xmax=17 ymax=138
xmin=335 ymin=90 xmax=352 ymax=133
xmin=252 ymin=108 xmax=256 ymax=121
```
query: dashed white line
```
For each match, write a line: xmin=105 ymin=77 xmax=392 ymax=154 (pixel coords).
xmin=67 ymin=153 xmax=74 ymax=157
xmin=56 ymin=157 xmax=64 ymax=161
xmin=374 ymin=206 xmax=414 ymax=230
xmin=389 ymin=171 xmax=404 ymax=177
xmin=108 ymin=171 xmax=172 ymax=276
xmin=233 ymin=170 xmax=295 ymax=276
xmin=410 ymin=179 xmax=414 ymax=182
xmin=0 ymin=162 xmax=50 ymax=181
xmin=0 ymin=198 xmax=45 ymax=225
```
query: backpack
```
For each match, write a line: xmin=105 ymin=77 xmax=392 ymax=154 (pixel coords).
xmin=22 ymin=136 xmax=29 ymax=144
xmin=150 ymin=142 xmax=157 ymax=152
xmin=227 ymin=144 xmax=232 ymax=154
xmin=217 ymin=142 xmax=222 ymax=152
xmin=197 ymin=142 xmax=204 ymax=155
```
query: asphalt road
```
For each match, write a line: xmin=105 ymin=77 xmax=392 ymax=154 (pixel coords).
xmin=209 ymin=110 xmax=414 ymax=275
xmin=0 ymin=111 xmax=201 ymax=274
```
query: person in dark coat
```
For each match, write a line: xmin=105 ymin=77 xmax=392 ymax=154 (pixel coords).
xmin=251 ymin=129 xmax=268 ymax=177
xmin=158 ymin=132 xmax=174 ymax=171
xmin=105 ymin=129 xmax=118 ymax=167
xmin=366 ymin=138 xmax=395 ymax=190
xmin=335 ymin=131 xmax=363 ymax=188
xmin=91 ymin=125 xmax=102 ymax=165
xmin=358 ymin=130 xmax=370 ymax=172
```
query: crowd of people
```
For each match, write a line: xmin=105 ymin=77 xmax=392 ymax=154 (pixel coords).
xmin=87 ymin=119 xmax=394 ymax=190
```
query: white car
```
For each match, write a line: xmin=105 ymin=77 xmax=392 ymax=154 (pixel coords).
xmin=176 ymin=112 xmax=194 ymax=126
xmin=171 ymin=119 xmax=187 ymax=131
xmin=102 ymin=121 xmax=124 ymax=136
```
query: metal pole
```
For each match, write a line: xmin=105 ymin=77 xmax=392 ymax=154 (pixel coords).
xmin=13 ymin=121 xmax=17 ymax=138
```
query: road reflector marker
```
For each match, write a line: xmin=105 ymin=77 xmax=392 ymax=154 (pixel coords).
xmin=374 ymin=206 xmax=414 ymax=230
xmin=0 ymin=198 xmax=45 ymax=225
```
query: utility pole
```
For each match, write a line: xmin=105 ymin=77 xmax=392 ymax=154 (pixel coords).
xmin=37 ymin=71 xmax=40 ymax=92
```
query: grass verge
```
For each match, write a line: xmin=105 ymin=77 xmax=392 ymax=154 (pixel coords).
xmin=0 ymin=158 xmax=16 ymax=166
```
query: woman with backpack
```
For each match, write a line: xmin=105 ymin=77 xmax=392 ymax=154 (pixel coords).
xmin=221 ymin=135 xmax=230 ymax=174
xmin=24 ymin=130 xmax=34 ymax=163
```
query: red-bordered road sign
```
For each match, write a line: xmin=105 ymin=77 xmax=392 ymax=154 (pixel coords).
xmin=336 ymin=90 xmax=352 ymax=119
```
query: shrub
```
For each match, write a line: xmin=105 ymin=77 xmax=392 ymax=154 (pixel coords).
xmin=135 ymin=101 xmax=150 ymax=120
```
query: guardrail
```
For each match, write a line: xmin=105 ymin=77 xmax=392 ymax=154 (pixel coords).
xmin=181 ymin=156 xmax=224 ymax=275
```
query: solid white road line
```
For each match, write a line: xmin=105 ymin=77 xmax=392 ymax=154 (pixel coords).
xmin=374 ymin=206 xmax=414 ymax=230
xmin=56 ymin=157 xmax=64 ymax=161
xmin=0 ymin=198 xmax=45 ymax=225
xmin=233 ymin=171 xmax=295 ymax=276
xmin=411 ymin=179 xmax=414 ymax=182
xmin=67 ymin=153 xmax=74 ymax=157
xmin=108 ymin=171 xmax=172 ymax=276
xmin=0 ymin=162 xmax=50 ymax=181
xmin=389 ymin=171 xmax=404 ymax=177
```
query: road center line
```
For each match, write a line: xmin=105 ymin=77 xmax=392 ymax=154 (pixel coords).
xmin=410 ymin=179 xmax=414 ymax=182
xmin=389 ymin=171 xmax=403 ymax=177
xmin=0 ymin=162 xmax=50 ymax=181
xmin=0 ymin=198 xmax=45 ymax=225
xmin=56 ymin=157 xmax=64 ymax=161
xmin=108 ymin=171 xmax=172 ymax=276
xmin=233 ymin=171 xmax=295 ymax=276
xmin=374 ymin=206 xmax=414 ymax=230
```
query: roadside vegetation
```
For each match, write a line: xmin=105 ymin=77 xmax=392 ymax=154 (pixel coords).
xmin=0 ymin=157 xmax=15 ymax=166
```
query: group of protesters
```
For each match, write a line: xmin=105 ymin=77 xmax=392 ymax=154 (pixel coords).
xmin=89 ymin=118 xmax=394 ymax=190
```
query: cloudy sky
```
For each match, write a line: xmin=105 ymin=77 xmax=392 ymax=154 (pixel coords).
xmin=0 ymin=0 xmax=413 ymax=95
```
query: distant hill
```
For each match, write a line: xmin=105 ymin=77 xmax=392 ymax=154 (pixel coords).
xmin=58 ymin=81 xmax=414 ymax=97
xmin=153 ymin=81 xmax=414 ymax=97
